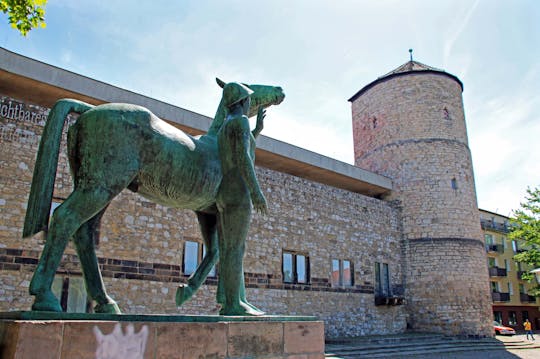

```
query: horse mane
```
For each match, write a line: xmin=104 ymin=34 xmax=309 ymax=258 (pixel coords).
xmin=206 ymin=96 xmax=227 ymax=137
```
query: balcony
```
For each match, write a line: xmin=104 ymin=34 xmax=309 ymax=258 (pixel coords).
xmin=489 ymin=267 xmax=507 ymax=277
xmin=492 ymin=291 xmax=510 ymax=302
xmin=517 ymin=271 xmax=527 ymax=280
xmin=520 ymin=293 xmax=537 ymax=303
xmin=485 ymin=244 xmax=504 ymax=253
xmin=481 ymin=219 xmax=510 ymax=233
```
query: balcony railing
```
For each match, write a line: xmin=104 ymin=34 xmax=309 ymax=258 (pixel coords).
xmin=517 ymin=271 xmax=527 ymax=280
xmin=481 ymin=219 xmax=510 ymax=233
xmin=489 ymin=267 xmax=507 ymax=277
xmin=485 ymin=244 xmax=504 ymax=253
xmin=492 ymin=291 xmax=510 ymax=302
xmin=520 ymin=293 xmax=537 ymax=303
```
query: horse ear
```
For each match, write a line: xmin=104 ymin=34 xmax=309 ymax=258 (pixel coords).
xmin=216 ymin=78 xmax=226 ymax=88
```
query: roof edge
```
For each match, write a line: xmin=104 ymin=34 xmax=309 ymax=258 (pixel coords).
xmin=348 ymin=69 xmax=464 ymax=103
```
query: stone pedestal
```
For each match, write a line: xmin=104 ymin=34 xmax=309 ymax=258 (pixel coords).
xmin=0 ymin=312 xmax=324 ymax=359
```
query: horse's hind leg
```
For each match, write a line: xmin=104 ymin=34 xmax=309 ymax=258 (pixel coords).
xmin=176 ymin=211 xmax=219 ymax=306
xmin=29 ymin=188 xmax=117 ymax=312
xmin=72 ymin=205 xmax=120 ymax=314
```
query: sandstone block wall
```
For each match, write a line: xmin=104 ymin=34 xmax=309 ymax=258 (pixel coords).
xmin=351 ymin=72 xmax=492 ymax=337
xmin=0 ymin=95 xmax=406 ymax=338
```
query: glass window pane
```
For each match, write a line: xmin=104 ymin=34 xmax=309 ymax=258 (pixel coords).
xmin=331 ymin=259 xmax=340 ymax=286
xmin=283 ymin=253 xmax=293 ymax=283
xmin=382 ymin=263 xmax=390 ymax=295
xmin=343 ymin=260 xmax=352 ymax=286
xmin=296 ymin=255 xmax=306 ymax=283
xmin=509 ymin=311 xmax=517 ymax=325
xmin=375 ymin=262 xmax=381 ymax=295
xmin=202 ymin=245 xmax=216 ymax=277
xmin=494 ymin=311 xmax=502 ymax=323
xmin=184 ymin=241 xmax=199 ymax=275
xmin=67 ymin=277 xmax=88 ymax=313
xmin=51 ymin=276 xmax=63 ymax=302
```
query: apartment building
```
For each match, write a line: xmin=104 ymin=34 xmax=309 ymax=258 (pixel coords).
xmin=481 ymin=209 xmax=540 ymax=330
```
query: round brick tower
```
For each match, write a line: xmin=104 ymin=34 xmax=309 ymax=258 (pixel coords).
xmin=349 ymin=60 xmax=492 ymax=336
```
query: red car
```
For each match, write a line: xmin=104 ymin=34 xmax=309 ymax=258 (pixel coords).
xmin=494 ymin=321 xmax=516 ymax=336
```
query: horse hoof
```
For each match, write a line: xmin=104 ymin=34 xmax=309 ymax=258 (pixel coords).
xmin=31 ymin=292 xmax=62 ymax=312
xmin=94 ymin=301 xmax=121 ymax=314
xmin=176 ymin=284 xmax=194 ymax=306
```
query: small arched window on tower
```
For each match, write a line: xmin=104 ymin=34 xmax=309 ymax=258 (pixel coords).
xmin=451 ymin=177 xmax=458 ymax=190
xmin=372 ymin=116 xmax=378 ymax=129
xmin=443 ymin=107 xmax=451 ymax=121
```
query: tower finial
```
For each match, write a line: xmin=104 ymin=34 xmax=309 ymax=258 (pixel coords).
xmin=409 ymin=49 xmax=413 ymax=62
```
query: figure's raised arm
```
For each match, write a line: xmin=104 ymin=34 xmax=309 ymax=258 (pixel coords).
xmin=251 ymin=107 xmax=265 ymax=138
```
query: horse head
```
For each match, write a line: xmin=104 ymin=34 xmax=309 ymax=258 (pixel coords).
xmin=216 ymin=78 xmax=285 ymax=117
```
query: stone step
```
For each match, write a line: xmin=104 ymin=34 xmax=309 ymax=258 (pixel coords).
xmin=326 ymin=338 xmax=495 ymax=352
xmin=325 ymin=335 xmax=540 ymax=358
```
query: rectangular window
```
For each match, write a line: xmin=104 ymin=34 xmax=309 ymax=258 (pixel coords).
xmin=522 ymin=311 xmax=529 ymax=321
xmin=282 ymin=251 xmax=310 ymax=284
xmin=493 ymin=312 xmax=502 ymax=324
xmin=488 ymin=257 xmax=496 ymax=267
xmin=505 ymin=259 xmax=510 ymax=272
xmin=512 ymin=240 xmax=518 ymax=253
xmin=375 ymin=262 xmax=391 ymax=296
xmin=52 ymin=276 xmax=90 ymax=313
xmin=485 ymin=234 xmax=494 ymax=245
xmin=490 ymin=281 xmax=499 ymax=292
xmin=519 ymin=284 xmax=525 ymax=294
xmin=509 ymin=311 xmax=517 ymax=326
xmin=493 ymin=311 xmax=503 ymax=324
xmin=183 ymin=241 xmax=200 ymax=275
xmin=202 ymin=245 xmax=217 ymax=277
xmin=331 ymin=259 xmax=353 ymax=287
xmin=508 ymin=282 xmax=513 ymax=295
xmin=183 ymin=240 xmax=216 ymax=276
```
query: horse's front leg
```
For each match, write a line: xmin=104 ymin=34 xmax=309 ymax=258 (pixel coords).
xmin=176 ymin=211 xmax=219 ymax=306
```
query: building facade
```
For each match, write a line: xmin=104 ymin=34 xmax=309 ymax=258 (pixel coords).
xmin=0 ymin=48 xmax=493 ymax=337
xmin=480 ymin=210 xmax=540 ymax=330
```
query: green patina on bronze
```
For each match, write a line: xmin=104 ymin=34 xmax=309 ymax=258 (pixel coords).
xmin=22 ymin=78 xmax=285 ymax=316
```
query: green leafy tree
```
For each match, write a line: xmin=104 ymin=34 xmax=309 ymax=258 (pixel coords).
xmin=1 ymin=0 xmax=47 ymax=36
xmin=509 ymin=186 xmax=540 ymax=296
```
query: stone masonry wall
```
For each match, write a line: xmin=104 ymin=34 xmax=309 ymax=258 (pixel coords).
xmin=350 ymin=72 xmax=492 ymax=337
xmin=0 ymin=95 xmax=405 ymax=338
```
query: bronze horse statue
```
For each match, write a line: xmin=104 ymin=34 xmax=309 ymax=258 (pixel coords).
xmin=23 ymin=79 xmax=284 ymax=315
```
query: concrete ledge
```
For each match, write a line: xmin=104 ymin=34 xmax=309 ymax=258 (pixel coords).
xmin=0 ymin=316 xmax=325 ymax=359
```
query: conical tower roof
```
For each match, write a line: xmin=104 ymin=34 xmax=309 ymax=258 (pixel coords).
xmin=349 ymin=59 xmax=463 ymax=102
xmin=379 ymin=60 xmax=444 ymax=77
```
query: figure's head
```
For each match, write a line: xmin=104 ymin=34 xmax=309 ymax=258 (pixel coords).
xmin=220 ymin=81 xmax=254 ymax=110
xmin=216 ymin=78 xmax=285 ymax=117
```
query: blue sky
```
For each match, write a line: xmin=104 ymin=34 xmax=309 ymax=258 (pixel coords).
xmin=1 ymin=0 xmax=539 ymax=216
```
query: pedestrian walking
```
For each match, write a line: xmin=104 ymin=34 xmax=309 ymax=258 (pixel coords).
xmin=524 ymin=319 xmax=535 ymax=340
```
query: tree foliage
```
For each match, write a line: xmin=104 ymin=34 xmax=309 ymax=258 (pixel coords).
xmin=509 ymin=186 xmax=540 ymax=296
xmin=0 ymin=0 xmax=47 ymax=36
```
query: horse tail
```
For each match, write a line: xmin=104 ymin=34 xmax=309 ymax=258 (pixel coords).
xmin=22 ymin=99 xmax=94 ymax=238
